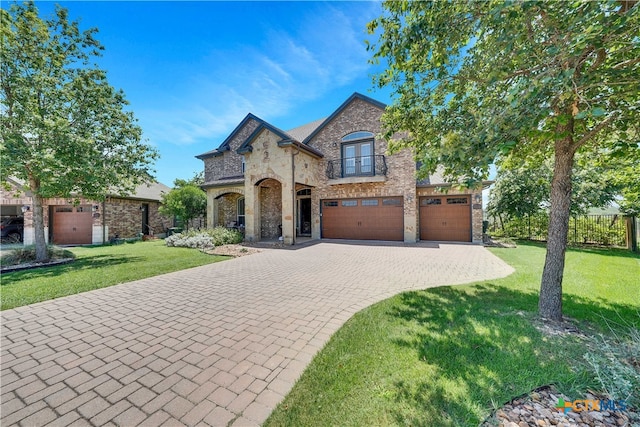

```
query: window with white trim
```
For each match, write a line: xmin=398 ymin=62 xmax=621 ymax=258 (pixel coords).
xmin=237 ymin=197 xmax=245 ymax=226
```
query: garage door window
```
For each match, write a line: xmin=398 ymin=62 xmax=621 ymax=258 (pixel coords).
xmin=421 ymin=198 xmax=441 ymax=206
xmin=383 ymin=198 xmax=402 ymax=206
xmin=324 ymin=201 xmax=338 ymax=207
xmin=342 ymin=200 xmax=358 ymax=207
xmin=447 ymin=197 xmax=468 ymax=204
xmin=56 ymin=207 xmax=73 ymax=212
xmin=362 ymin=199 xmax=379 ymax=206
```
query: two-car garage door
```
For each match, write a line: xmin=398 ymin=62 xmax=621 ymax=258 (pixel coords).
xmin=321 ymin=197 xmax=404 ymax=241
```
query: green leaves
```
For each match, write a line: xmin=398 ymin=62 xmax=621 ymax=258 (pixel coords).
xmin=1 ymin=2 xmax=158 ymax=200
xmin=159 ymin=185 xmax=207 ymax=230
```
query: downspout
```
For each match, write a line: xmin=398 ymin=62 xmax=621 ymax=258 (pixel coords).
xmin=291 ymin=143 xmax=300 ymax=246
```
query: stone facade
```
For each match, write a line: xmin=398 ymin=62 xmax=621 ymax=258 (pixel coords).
xmin=259 ymin=179 xmax=282 ymax=238
xmin=216 ymin=193 xmax=243 ymax=227
xmin=198 ymin=93 xmax=486 ymax=245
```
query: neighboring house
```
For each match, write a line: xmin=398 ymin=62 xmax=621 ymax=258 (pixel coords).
xmin=196 ymin=92 xmax=488 ymax=245
xmin=0 ymin=178 xmax=172 ymax=245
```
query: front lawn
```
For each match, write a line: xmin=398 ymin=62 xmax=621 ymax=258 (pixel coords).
xmin=265 ymin=243 xmax=640 ymax=426
xmin=1 ymin=240 xmax=228 ymax=310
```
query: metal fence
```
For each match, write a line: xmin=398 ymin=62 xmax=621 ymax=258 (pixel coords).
xmin=487 ymin=214 xmax=630 ymax=248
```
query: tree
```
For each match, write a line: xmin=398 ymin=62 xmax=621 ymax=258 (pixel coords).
xmin=368 ymin=1 xmax=640 ymax=320
xmin=488 ymin=154 xmax=622 ymax=223
xmin=159 ymin=180 xmax=206 ymax=231
xmin=1 ymin=2 xmax=158 ymax=262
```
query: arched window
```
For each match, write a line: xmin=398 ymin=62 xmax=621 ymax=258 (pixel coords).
xmin=341 ymin=131 xmax=374 ymax=142
xmin=341 ymin=132 xmax=374 ymax=176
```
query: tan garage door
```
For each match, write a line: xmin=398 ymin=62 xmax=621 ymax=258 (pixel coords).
xmin=419 ymin=196 xmax=471 ymax=242
xmin=52 ymin=205 xmax=93 ymax=245
xmin=321 ymin=197 xmax=404 ymax=241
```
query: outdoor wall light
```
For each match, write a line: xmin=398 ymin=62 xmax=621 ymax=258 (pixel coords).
xmin=93 ymin=205 xmax=99 ymax=212
xmin=21 ymin=205 xmax=30 ymax=213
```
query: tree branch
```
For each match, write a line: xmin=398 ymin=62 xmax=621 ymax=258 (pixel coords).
xmin=574 ymin=114 xmax=618 ymax=149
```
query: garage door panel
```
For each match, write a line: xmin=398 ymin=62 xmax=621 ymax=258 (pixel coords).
xmin=322 ymin=197 xmax=403 ymax=241
xmin=419 ymin=196 xmax=471 ymax=242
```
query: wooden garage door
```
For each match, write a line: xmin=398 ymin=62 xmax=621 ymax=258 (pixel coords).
xmin=419 ymin=196 xmax=471 ymax=242
xmin=321 ymin=197 xmax=404 ymax=241
xmin=52 ymin=205 xmax=93 ymax=245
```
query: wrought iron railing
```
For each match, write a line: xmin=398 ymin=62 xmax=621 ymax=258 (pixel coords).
xmin=326 ymin=155 xmax=388 ymax=179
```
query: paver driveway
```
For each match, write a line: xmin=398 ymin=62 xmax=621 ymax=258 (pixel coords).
xmin=1 ymin=241 xmax=513 ymax=426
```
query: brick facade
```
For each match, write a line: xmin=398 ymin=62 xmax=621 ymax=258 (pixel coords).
xmin=1 ymin=180 xmax=171 ymax=244
xmin=198 ymin=93 xmax=487 ymax=244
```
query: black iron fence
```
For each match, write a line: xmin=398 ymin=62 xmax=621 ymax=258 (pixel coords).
xmin=326 ymin=155 xmax=388 ymax=179
xmin=487 ymin=214 xmax=633 ymax=248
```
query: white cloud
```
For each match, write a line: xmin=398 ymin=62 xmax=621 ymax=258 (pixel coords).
xmin=142 ymin=3 xmax=379 ymax=148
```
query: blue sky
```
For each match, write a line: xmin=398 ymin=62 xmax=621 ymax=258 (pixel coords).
xmin=34 ymin=1 xmax=392 ymax=187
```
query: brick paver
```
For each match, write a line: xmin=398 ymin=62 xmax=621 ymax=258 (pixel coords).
xmin=1 ymin=241 xmax=512 ymax=426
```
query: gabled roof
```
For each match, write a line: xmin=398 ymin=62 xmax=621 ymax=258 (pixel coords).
xmin=195 ymin=113 xmax=262 ymax=159
xmin=286 ymin=117 xmax=326 ymax=142
xmin=108 ymin=181 xmax=171 ymax=201
xmin=196 ymin=92 xmax=384 ymax=161
xmin=302 ymin=92 xmax=386 ymax=144
xmin=236 ymin=120 xmax=293 ymax=154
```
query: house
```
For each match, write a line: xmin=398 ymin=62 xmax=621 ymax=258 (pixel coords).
xmin=1 ymin=178 xmax=172 ymax=245
xmin=196 ymin=92 xmax=487 ymax=245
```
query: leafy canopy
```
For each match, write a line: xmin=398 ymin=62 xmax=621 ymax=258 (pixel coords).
xmin=159 ymin=184 xmax=206 ymax=230
xmin=488 ymin=154 xmax=627 ymax=219
xmin=367 ymin=1 xmax=640 ymax=186
xmin=0 ymin=2 xmax=158 ymax=199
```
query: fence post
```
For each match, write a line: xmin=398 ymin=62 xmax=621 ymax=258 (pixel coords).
xmin=627 ymin=216 xmax=638 ymax=252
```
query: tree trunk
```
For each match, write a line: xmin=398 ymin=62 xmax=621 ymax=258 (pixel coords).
xmin=28 ymin=175 xmax=49 ymax=262
xmin=539 ymin=137 xmax=575 ymax=321
xmin=31 ymin=193 xmax=49 ymax=262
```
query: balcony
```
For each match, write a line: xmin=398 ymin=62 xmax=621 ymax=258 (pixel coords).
xmin=326 ymin=155 xmax=388 ymax=183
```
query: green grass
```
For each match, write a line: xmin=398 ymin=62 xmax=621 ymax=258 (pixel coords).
xmin=265 ymin=242 xmax=640 ymax=427
xmin=1 ymin=240 xmax=229 ymax=310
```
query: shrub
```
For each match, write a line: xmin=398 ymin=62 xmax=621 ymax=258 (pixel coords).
xmin=583 ymin=320 xmax=640 ymax=409
xmin=165 ymin=227 xmax=243 ymax=249
xmin=1 ymin=245 xmax=75 ymax=267
xmin=165 ymin=233 xmax=215 ymax=249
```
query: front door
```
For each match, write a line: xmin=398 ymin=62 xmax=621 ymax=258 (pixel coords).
xmin=297 ymin=198 xmax=312 ymax=236
xmin=141 ymin=203 xmax=149 ymax=235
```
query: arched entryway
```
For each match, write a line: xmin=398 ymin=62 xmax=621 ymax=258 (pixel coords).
xmin=213 ymin=191 xmax=244 ymax=228
xmin=256 ymin=178 xmax=282 ymax=239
